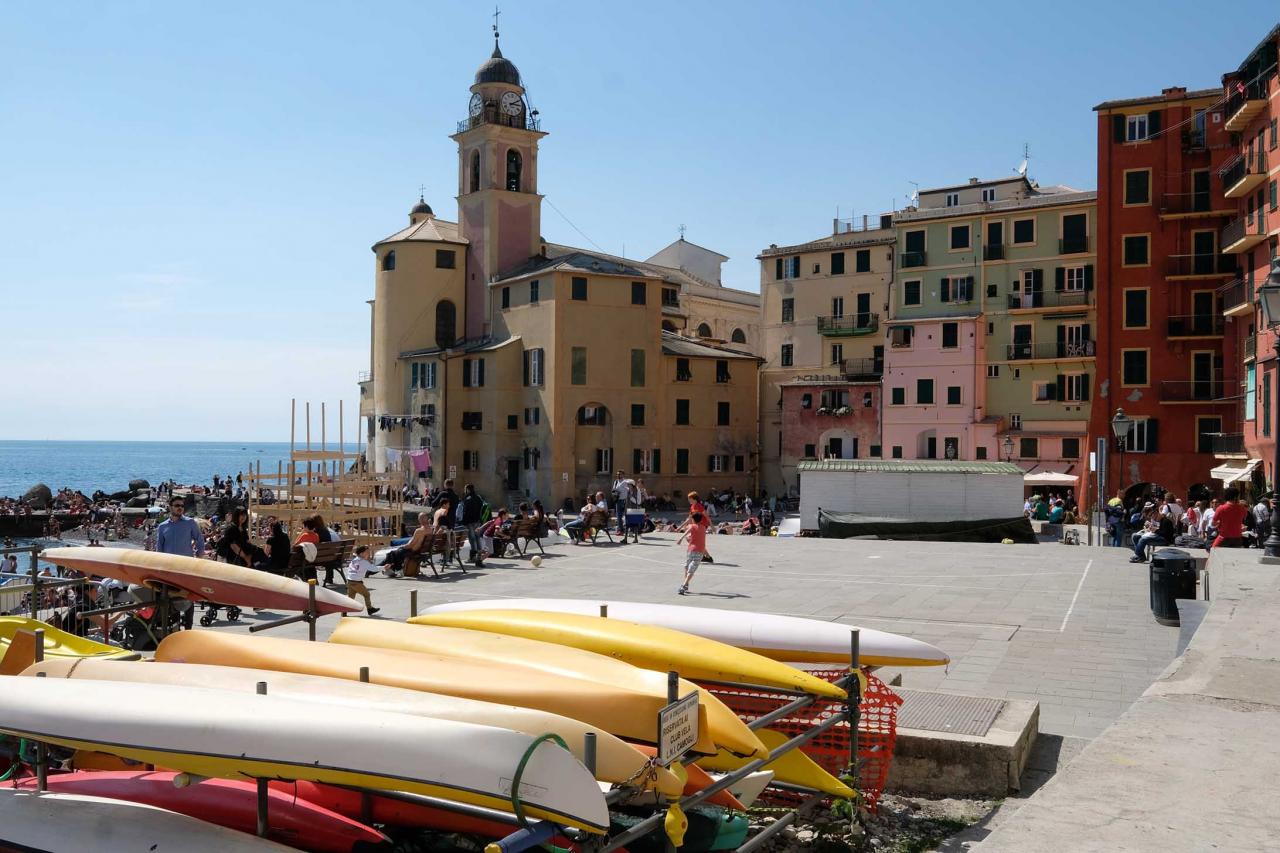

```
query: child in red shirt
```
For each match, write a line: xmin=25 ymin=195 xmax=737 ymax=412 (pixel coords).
xmin=679 ymin=512 xmax=707 ymax=595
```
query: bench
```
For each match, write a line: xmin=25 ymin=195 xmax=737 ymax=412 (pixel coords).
xmin=584 ymin=510 xmax=614 ymax=545
xmin=511 ymin=518 xmax=548 ymax=555
xmin=406 ymin=529 xmax=469 ymax=578
xmin=287 ymin=538 xmax=355 ymax=582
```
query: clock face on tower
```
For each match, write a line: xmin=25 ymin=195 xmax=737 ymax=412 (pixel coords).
xmin=469 ymin=93 xmax=484 ymax=117
xmin=500 ymin=92 xmax=523 ymax=117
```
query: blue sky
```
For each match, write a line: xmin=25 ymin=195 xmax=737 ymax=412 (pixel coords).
xmin=2 ymin=1 xmax=1275 ymax=440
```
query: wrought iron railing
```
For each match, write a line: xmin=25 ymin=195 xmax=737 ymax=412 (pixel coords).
xmin=1159 ymin=378 xmax=1227 ymax=402
xmin=1182 ymin=129 xmax=1207 ymax=151
xmin=983 ymin=243 xmax=1004 ymax=261
xmin=1219 ymin=278 xmax=1249 ymax=313
xmin=1167 ymin=314 xmax=1225 ymax=337
xmin=456 ymin=111 xmax=541 ymax=134
xmin=1220 ymin=149 xmax=1268 ymax=191
xmin=1225 ymin=68 xmax=1272 ymax=127
xmin=1159 ymin=192 xmax=1218 ymax=216
xmin=1058 ymin=236 xmax=1090 ymax=255
xmin=1205 ymin=432 xmax=1245 ymax=455
xmin=842 ymin=358 xmax=883 ymax=379
xmin=1006 ymin=290 xmax=1091 ymax=310
xmin=899 ymin=251 xmax=927 ymax=268
xmin=1245 ymin=334 xmax=1257 ymax=359
xmin=816 ymin=313 xmax=880 ymax=335
xmin=1167 ymin=253 xmax=1237 ymax=277
xmin=1222 ymin=215 xmax=1266 ymax=249
xmin=1006 ymin=340 xmax=1095 ymax=360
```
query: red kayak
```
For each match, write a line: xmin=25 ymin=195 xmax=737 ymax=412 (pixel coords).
xmin=13 ymin=771 xmax=385 ymax=852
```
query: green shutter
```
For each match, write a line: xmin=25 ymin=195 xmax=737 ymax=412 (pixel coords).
xmin=652 ymin=449 xmax=661 ymax=473
xmin=775 ymin=258 xmax=783 ymax=279
xmin=1055 ymin=267 xmax=1065 ymax=291
xmin=1084 ymin=265 xmax=1094 ymax=291
xmin=1147 ymin=110 xmax=1161 ymax=135
xmin=1113 ymin=115 xmax=1126 ymax=143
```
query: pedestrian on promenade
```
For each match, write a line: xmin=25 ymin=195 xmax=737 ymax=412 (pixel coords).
xmin=611 ymin=470 xmax=635 ymax=543
xmin=1210 ymin=487 xmax=1248 ymax=551
xmin=343 ymin=545 xmax=380 ymax=615
xmin=458 ymin=483 xmax=487 ymax=566
xmin=678 ymin=511 xmax=707 ymax=595
xmin=155 ymin=496 xmax=205 ymax=628
xmin=1253 ymin=494 xmax=1271 ymax=544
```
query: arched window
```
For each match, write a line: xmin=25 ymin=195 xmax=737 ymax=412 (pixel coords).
xmin=435 ymin=300 xmax=457 ymax=349
xmin=469 ymin=151 xmax=481 ymax=193
xmin=697 ymin=323 xmax=712 ymax=337
xmin=662 ymin=320 xmax=677 ymax=332
xmin=576 ymin=404 xmax=608 ymax=426
xmin=381 ymin=250 xmax=396 ymax=272
xmin=506 ymin=149 xmax=522 ymax=192
xmin=731 ymin=327 xmax=746 ymax=344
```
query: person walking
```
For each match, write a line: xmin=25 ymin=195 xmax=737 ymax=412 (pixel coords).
xmin=611 ymin=470 xmax=635 ymax=543
xmin=678 ymin=511 xmax=708 ymax=595
xmin=1253 ymin=494 xmax=1271 ymax=545
xmin=458 ymin=483 xmax=487 ymax=566
xmin=154 ymin=496 xmax=205 ymax=629
xmin=684 ymin=492 xmax=714 ymax=564
xmin=343 ymin=545 xmax=380 ymax=615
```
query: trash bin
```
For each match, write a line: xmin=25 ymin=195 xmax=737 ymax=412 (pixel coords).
xmin=1150 ymin=548 xmax=1197 ymax=626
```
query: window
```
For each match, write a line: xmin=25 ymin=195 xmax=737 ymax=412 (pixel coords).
xmin=975 ymin=446 xmax=988 ymax=459
xmin=631 ymin=349 xmax=645 ymax=387
xmin=675 ymin=399 xmax=690 ymax=425
xmin=633 ymin=449 xmax=654 ymax=474
xmin=950 ymin=224 xmax=970 ymax=250
xmin=830 ymin=343 xmax=843 ymax=364
xmin=812 ymin=262 xmax=820 ymax=275
xmin=917 ymin=378 xmax=934 ymax=405
xmin=595 ymin=448 xmax=612 ymax=474
xmin=1247 ymin=363 xmax=1257 ymax=420
xmin=1122 ymin=234 xmax=1149 ymax=266
xmin=708 ymin=454 xmax=726 ymax=473
xmin=676 ymin=358 xmax=691 ymax=381
xmin=436 ymin=249 xmax=456 ymax=269
xmin=904 ymin=281 xmax=921 ymax=305
xmin=947 ymin=386 xmax=961 ymax=405
xmin=529 ymin=279 xmax=540 ymax=303
xmin=501 ymin=286 xmax=510 ymax=309
xmin=662 ymin=287 xmax=680 ymax=307
xmin=942 ymin=322 xmax=959 ymax=349
xmin=1013 ymin=218 xmax=1035 ymax=244
xmin=1064 ymin=266 xmax=1086 ymax=291
xmin=945 ymin=192 xmax=959 ymax=207
xmin=1126 ymin=113 xmax=1149 ymax=142
xmin=435 ymin=299 xmax=457 ymax=348
xmin=870 ymin=444 xmax=882 ymax=457
xmin=982 ymin=187 xmax=997 ymax=203
xmin=890 ymin=326 xmax=913 ymax=348
xmin=800 ymin=393 xmax=813 ymax=409
xmin=821 ymin=389 xmax=848 ymax=409
xmin=734 ymin=455 xmax=745 ymax=472
xmin=1124 ymin=289 xmax=1149 ymax=328
xmin=631 ymin=281 xmax=647 ymax=305
xmin=469 ymin=150 xmax=480 ymax=192
xmin=717 ymin=402 xmax=730 ymax=426
xmin=461 ymin=411 xmax=483 ymax=431
xmin=1122 ymin=349 xmax=1149 ymax=386
xmin=1121 ymin=418 xmax=1155 ymax=453
xmin=571 ymin=347 xmax=587 ymax=385
xmin=1271 ymin=117 xmax=1277 ymax=149
xmin=780 ymin=344 xmax=793 ymax=366
xmin=506 ymin=414 xmax=518 ymax=430
xmin=571 ymin=277 xmax=588 ymax=300
xmin=890 ymin=387 xmax=905 ymax=405
xmin=506 ymin=149 xmax=522 ymax=192
xmin=941 ymin=276 xmax=974 ymax=303
xmin=831 ymin=297 xmax=844 ymax=318
xmin=863 ymin=391 xmax=873 ymax=407
xmin=804 ymin=443 xmax=817 ymax=458
xmin=1270 ymin=180 xmax=1277 ymax=212
xmin=892 ymin=446 xmax=903 ymax=458
xmin=522 ymin=407 xmax=542 ymax=426
xmin=462 ymin=450 xmax=479 ymax=470
xmin=777 ymin=256 xmax=800 ymax=280
xmin=411 ymin=362 xmax=436 ymax=389
xmin=1034 ymin=381 xmax=1055 ymax=402
xmin=1062 ymin=437 xmax=1081 ymax=459
xmin=856 ymin=249 xmax=870 ymax=272
xmin=381 ymin=250 xmax=396 ymax=271
xmin=630 ymin=404 xmax=645 ymax=427
xmin=577 ymin=405 xmax=607 ymax=426
xmin=831 ymin=252 xmax=845 ymax=274
xmin=1124 ymin=169 xmax=1151 ymax=205
xmin=676 ymin=449 xmax=689 ymax=474
xmin=1264 ymin=377 xmax=1272 ymax=437
xmin=731 ymin=328 xmax=746 ymax=344
xmin=715 ymin=359 xmax=731 ymax=383
xmin=1063 ymin=373 xmax=1087 ymax=402
xmin=697 ymin=323 xmax=712 ymax=337
xmin=781 ymin=298 xmax=794 ymax=323
xmin=1010 ymin=413 xmax=1022 ymax=430
xmin=461 ymin=358 xmax=485 ymax=388
xmin=1019 ymin=437 xmax=1039 ymax=458
xmin=523 ymin=348 xmax=545 ymax=387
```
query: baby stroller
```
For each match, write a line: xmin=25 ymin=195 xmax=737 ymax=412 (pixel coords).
xmin=199 ymin=601 xmax=243 ymax=627
xmin=108 ymin=584 xmax=190 ymax=651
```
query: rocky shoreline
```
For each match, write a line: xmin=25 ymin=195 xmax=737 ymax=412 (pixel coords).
xmin=0 ymin=478 xmax=245 ymax=538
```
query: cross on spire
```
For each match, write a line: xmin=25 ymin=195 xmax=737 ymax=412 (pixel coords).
xmin=418 ymin=183 xmax=427 ymax=200
xmin=492 ymin=5 xmax=501 ymax=41
xmin=678 ymin=224 xmax=686 ymax=240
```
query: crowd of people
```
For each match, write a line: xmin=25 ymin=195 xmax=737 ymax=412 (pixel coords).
xmin=1102 ymin=486 xmax=1266 ymax=562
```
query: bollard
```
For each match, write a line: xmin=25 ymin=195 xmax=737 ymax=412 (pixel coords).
xmin=33 ymin=629 xmax=45 ymax=664
xmin=307 ymin=581 xmax=317 ymax=641
xmin=359 ymin=666 xmax=370 ymax=683
xmin=256 ymin=682 xmax=269 ymax=837
xmin=410 ymin=590 xmax=418 ymax=617
xmin=600 ymin=603 xmax=607 ymax=618
xmin=583 ymin=732 xmax=597 ymax=776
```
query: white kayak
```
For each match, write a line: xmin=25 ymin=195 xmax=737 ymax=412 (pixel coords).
xmin=0 ymin=677 xmax=608 ymax=833
xmin=0 ymin=789 xmax=295 ymax=852
xmin=423 ymin=598 xmax=949 ymax=667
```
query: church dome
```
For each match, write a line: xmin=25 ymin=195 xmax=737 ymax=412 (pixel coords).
xmin=475 ymin=43 xmax=521 ymax=86
xmin=410 ymin=197 xmax=433 ymax=216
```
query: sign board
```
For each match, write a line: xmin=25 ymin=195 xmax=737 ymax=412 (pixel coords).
xmin=447 ymin=465 xmax=457 ymax=479
xmin=657 ymin=692 xmax=700 ymax=766
xmin=562 ymin=472 xmax=569 ymax=482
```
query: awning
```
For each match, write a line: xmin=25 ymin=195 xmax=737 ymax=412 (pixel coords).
xmin=1023 ymin=471 xmax=1080 ymax=486
xmin=1209 ymin=458 xmax=1262 ymax=483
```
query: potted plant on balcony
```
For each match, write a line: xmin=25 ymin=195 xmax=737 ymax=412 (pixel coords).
xmin=835 ymin=406 xmax=853 ymax=417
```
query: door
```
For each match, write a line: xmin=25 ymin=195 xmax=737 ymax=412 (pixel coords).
xmin=1191 ymin=352 xmax=1217 ymax=400
xmin=872 ymin=344 xmax=884 ymax=374
xmin=506 ymin=459 xmax=520 ymax=491
xmin=925 ymin=436 xmax=938 ymax=459
xmin=1022 ymin=270 xmax=1044 ymax=308
xmin=1192 ymin=231 xmax=1216 ymax=275
xmin=1192 ymin=170 xmax=1210 ymax=212
xmin=1192 ymin=291 xmax=1216 ymax=335
xmin=856 ymin=293 xmax=871 ymax=329
xmin=1060 ymin=323 xmax=1086 ymax=358
xmin=1012 ymin=323 xmax=1033 ymax=360
xmin=943 ymin=437 xmax=959 ymax=459
xmin=851 ymin=438 xmax=859 ymax=460
xmin=986 ymin=221 xmax=1003 ymax=252
xmin=826 ymin=437 xmax=843 ymax=459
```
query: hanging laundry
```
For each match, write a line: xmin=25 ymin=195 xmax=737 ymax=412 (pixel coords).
xmin=409 ymin=449 xmax=432 ymax=473
xmin=385 ymin=448 xmax=404 ymax=468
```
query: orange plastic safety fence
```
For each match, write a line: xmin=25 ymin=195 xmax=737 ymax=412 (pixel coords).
xmin=703 ymin=669 xmax=901 ymax=812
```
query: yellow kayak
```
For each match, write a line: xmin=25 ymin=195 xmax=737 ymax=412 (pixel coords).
xmin=408 ymin=610 xmax=846 ymax=698
xmin=0 ymin=616 xmax=136 ymax=675
xmin=328 ymin=619 xmax=764 ymax=758
xmin=158 ymin=630 xmax=762 ymax=758
xmin=696 ymin=728 xmax=854 ymax=799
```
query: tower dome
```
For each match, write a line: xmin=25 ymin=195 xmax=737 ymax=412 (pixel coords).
xmin=410 ymin=196 xmax=433 ymax=217
xmin=475 ymin=41 xmax=521 ymax=87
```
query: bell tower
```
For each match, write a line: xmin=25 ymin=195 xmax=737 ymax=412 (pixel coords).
xmin=452 ymin=26 xmax=546 ymax=338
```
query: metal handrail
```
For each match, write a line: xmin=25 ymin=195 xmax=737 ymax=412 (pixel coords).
xmin=816 ymin=313 xmax=880 ymax=334
xmin=1167 ymin=254 xmax=1237 ymax=277
xmin=1007 ymin=290 xmax=1091 ymax=310
xmin=1007 ymin=340 xmax=1095 ymax=360
xmin=1167 ymin=314 xmax=1225 ymax=336
xmin=1058 ymin=236 xmax=1090 ymax=255
xmin=899 ymin=251 xmax=927 ymax=268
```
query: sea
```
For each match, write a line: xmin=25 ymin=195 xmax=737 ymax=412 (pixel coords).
xmin=0 ymin=440 xmax=359 ymax=500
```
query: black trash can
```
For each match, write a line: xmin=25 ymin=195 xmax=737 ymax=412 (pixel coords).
xmin=1150 ymin=548 xmax=1197 ymax=626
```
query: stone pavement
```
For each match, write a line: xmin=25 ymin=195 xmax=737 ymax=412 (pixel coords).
xmin=222 ymin=528 xmax=1181 ymax=741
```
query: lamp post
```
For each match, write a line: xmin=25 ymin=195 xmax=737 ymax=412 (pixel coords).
xmin=1254 ymin=259 xmax=1280 ymax=558
xmin=1003 ymin=436 xmax=1014 ymax=462
xmin=1111 ymin=408 xmax=1133 ymax=504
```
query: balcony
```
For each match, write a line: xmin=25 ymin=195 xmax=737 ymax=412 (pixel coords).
xmin=1158 ymin=192 xmax=1232 ymax=220
xmin=1245 ymin=334 xmax=1257 ymax=360
xmin=1205 ymin=432 xmax=1246 ymax=457
xmin=1221 ymin=150 xmax=1268 ymax=199
xmin=1006 ymin=340 xmax=1096 ymax=361
xmin=816 ymin=313 xmax=880 ymax=336
xmin=983 ymin=243 xmax=1004 ymax=261
xmin=1219 ymin=278 xmax=1251 ymax=316
xmin=1058 ymin=236 xmax=1090 ymax=255
xmin=1167 ymin=314 xmax=1225 ymax=337
xmin=842 ymin=357 xmax=883 ymax=380
xmin=1166 ymin=253 xmax=1237 ymax=279
xmin=1182 ymin=129 xmax=1207 ymax=152
xmin=899 ymin=251 xmax=927 ymax=269
xmin=1222 ymin=215 xmax=1268 ymax=254
xmin=456 ymin=109 xmax=541 ymax=134
xmin=1159 ymin=379 xmax=1228 ymax=403
xmin=1006 ymin=290 xmax=1092 ymax=311
xmin=1224 ymin=72 xmax=1271 ymax=132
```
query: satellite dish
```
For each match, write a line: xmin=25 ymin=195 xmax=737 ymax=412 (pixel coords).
xmin=1016 ymin=158 xmax=1028 ymax=177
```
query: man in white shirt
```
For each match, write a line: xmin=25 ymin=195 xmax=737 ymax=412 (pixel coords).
xmin=343 ymin=545 xmax=380 ymax=615
xmin=1253 ymin=496 xmax=1272 ymax=543
xmin=1199 ymin=499 xmax=1219 ymax=538
xmin=1160 ymin=495 xmax=1184 ymax=529
xmin=611 ymin=471 xmax=635 ymax=541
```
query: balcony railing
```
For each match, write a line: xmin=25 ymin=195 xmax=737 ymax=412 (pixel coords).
xmin=842 ymin=357 xmax=883 ymax=379
xmin=899 ymin=251 xmax=927 ymax=268
xmin=1167 ymin=253 xmax=1237 ymax=278
xmin=1007 ymin=340 xmax=1095 ymax=361
xmin=817 ymin=313 xmax=880 ymax=336
xmin=1159 ymin=379 xmax=1227 ymax=402
xmin=1182 ymin=129 xmax=1207 ymax=152
xmin=1159 ymin=192 xmax=1223 ymax=217
xmin=1221 ymin=149 xmax=1268 ymax=198
xmin=1205 ymin=432 xmax=1246 ymax=455
xmin=456 ymin=110 xmax=541 ymax=134
xmin=1222 ymin=215 xmax=1268 ymax=253
xmin=1219 ymin=278 xmax=1249 ymax=314
xmin=1167 ymin=314 xmax=1225 ymax=337
xmin=983 ymin=243 xmax=1004 ymax=261
xmin=357 ymin=370 xmax=371 ymax=382
xmin=1224 ymin=69 xmax=1272 ymax=131
xmin=1007 ymin=290 xmax=1092 ymax=310
xmin=1058 ymin=236 xmax=1090 ymax=255
xmin=1245 ymin=334 xmax=1257 ymax=360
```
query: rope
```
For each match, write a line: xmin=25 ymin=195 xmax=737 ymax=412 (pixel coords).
xmin=508 ymin=732 xmax=569 ymax=831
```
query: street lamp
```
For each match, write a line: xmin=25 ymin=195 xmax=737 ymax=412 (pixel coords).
xmin=1111 ymin=408 xmax=1133 ymax=503
xmin=1254 ymin=258 xmax=1280 ymax=558
xmin=1003 ymin=436 xmax=1014 ymax=462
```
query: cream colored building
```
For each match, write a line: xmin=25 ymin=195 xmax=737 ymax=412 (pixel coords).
xmin=361 ymin=36 xmax=760 ymax=509
xmin=757 ymin=216 xmax=895 ymax=497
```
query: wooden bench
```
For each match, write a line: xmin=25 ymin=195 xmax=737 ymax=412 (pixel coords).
xmin=406 ymin=529 xmax=469 ymax=578
xmin=287 ymin=538 xmax=355 ymax=582
xmin=584 ymin=510 xmax=614 ymax=544
xmin=511 ymin=518 xmax=548 ymax=555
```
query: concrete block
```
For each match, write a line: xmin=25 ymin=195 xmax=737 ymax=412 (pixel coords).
xmin=885 ymin=696 xmax=1039 ymax=798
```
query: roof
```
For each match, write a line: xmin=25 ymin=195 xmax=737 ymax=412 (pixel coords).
xmin=758 ymin=227 xmax=895 ymax=258
xmin=475 ymin=42 xmax=521 ymax=86
xmin=1093 ymin=87 xmax=1220 ymax=111
xmin=798 ymin=459 xmax=1026 ymax=476
xmin=398 ymin=335 xmax=520 ymax=360
xmin=373 ymin=216 xmax=465 ymax=249
xmin=1230 ymin=24 xmax=1280 ymax=75
xmin=660 ymin=330 xmax=758 ymax=360
xmin=648 ymin=236 xmax=729 ymax=262
xmin=894 ymin=189 xmax=1096 ymax=224
xmin=921 ymin=176 xmax=1030 ymax=195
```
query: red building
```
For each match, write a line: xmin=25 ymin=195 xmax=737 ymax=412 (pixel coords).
xmin=1091 ymin=85 xmax=1240 ymax=503
xmin=779 ymin=378 xmax=881 ymax=464
xmin=1219 ymin=26 xmax=1279 ymax=492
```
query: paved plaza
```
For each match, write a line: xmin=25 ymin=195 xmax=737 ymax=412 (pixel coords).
xmin=225 ymin=528 xmax=1182 ymax=742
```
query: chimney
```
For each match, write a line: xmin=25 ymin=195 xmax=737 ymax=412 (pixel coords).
xmin=862 ymin=214 xmax=869 ymax=230
xmin=969 ymin=177 xmax=979 ymax=185
xmin=1162 ymin=86 xmax=1186 ymax=99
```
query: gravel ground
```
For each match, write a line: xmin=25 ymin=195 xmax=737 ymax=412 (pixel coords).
xmin=748 ymin=794 xmax=998 ymax=853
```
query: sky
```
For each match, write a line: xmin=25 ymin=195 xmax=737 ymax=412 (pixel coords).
xmin=2 ymin=1 xmax=1275 ymax=440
